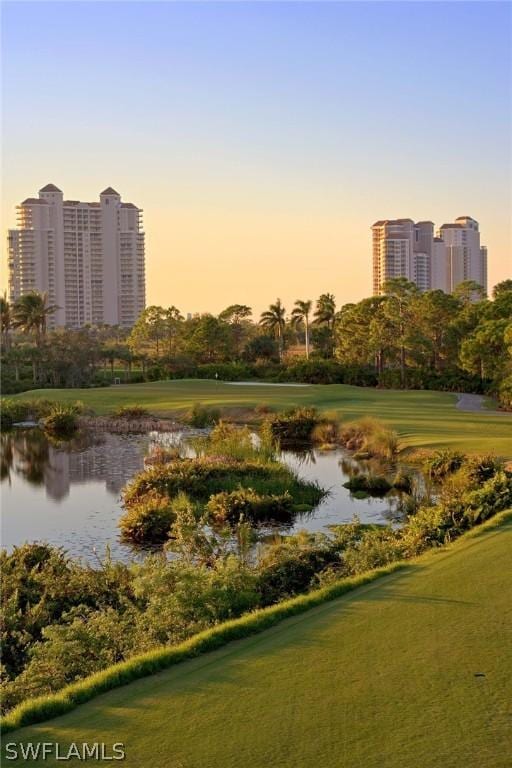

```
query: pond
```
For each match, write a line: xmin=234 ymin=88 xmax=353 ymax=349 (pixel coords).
xmin=1 ymin=428 xmax=409 ymax=563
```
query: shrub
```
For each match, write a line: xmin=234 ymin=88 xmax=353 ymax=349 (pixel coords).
xmin=424 ymin=450 xmax=465 ymax=479
xmin=0 ymin=398 xmax=56 ymax=430
xmin=339 ymin=417 xmax=380 ymax=450
xmin=193 ymin=422 xmax=256 ymax=462
xmin=311 ymin=418 xmax=339 ymax=447
xmin=342 ymin=527 xmax=405 ymax=575
xmin=343 ymin=474 xmax=392 ymax=497
xmin=392 ymin=469 xmax=413 ymax=493
xmin=206 ymin=488 xmax=294 ymax=525
xmin=268 ymin=407 xmax=321 ymax=442
xmin=365 ymin=428 xmax=400 ymax=460
xmin=194 ymin=363 xmax=255 ymax=381
xmin=41 ymin=404 xmax=82 ymax=436
xmin=339 ymin=417 xmax=400 ymax=459
xmin=461 ymin=471 xmax=512 ymax=527
xmin=119 ymin=492 xmax=176 ymax=544
xmin=464 ymin=454 xmax=504 ymax=485
xmin=186 ymin=402 xmax=221 ymax=428
xmin=256 ymin=533 xmax=340 ymax=604
xmin=277 ymin=360 xmax=344 ymax=384
xmin=123 ymin=457 xmax=325 ymax=510
xmin=112 ymin=404 xmax=151 ymax=420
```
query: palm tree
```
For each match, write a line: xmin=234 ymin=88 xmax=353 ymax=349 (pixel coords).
xmin=12 ymin=292 xmax=58 ymax=346
xmin=313 ymin=293 xmax=336 ymax=330
xmin=259 ymin=299 xmax=286 ymax=361
xmin=291 ymin=299 xmax=312 ymax=359
xmin=0 ymin=293 xmax=11 ymax=350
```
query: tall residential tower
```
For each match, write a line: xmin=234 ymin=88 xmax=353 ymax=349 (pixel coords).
xmin=7 ymin=184 xmax=146 ymax=328
xmin=372 ymin=216 xmax=487 ymax=296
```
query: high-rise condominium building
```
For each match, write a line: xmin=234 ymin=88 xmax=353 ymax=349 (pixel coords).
xmin=372 ymin=216 xmax=487 ymax=296
xmin=7 ymin=184 xmax=146 ymax=328
xmin=438 ymin=216 xmax=487 ymax=294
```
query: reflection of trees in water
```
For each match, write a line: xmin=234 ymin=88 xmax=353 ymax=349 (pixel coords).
xmin=0 ymin=429 xmax=107 ymax=490
xmin=1 ymin=429 xmax=50 ymax=485
xmin=339 ymin=455 xmax=393 ymax=479
xmin=0 ymin=433 xmax=14 ymax=483
xmin=280 ymin=445 xmax=317 ymax=467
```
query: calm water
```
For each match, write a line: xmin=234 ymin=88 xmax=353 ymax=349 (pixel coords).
xmin=1 ymin=428 xmax=405 ymax=563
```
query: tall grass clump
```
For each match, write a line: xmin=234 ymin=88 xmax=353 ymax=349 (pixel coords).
xmin=186 ymin=402 xmax=221 ymax=428
xmin=339 ymin=417 xmax=400 ymax=460
xmin=193 ymin=422 xmax=258 ymax=462
xmin=41 ymin=403 xmax=82 ymax=437
xmin=267 ymin=407 xmax=322 ymax=442
xmin=112 ymin=404 xmax=151 ymax=420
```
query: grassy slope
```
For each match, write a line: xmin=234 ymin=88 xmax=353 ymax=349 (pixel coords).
xmin=12 ymin=379 xmax=512 ymax=455
xmin=8 ymin=517 xmax=512 ymax=768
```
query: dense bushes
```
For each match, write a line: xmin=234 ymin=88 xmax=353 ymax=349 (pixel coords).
xmin=424 ymin=449 xmax=465 ymax=479
xmin=122 ymin=458 xmax=323 ymax=542
xmin=119 ymin=493 xmax=177 ymax=544
xmin=206 ymin=488 xmax=294 ymax=524
xmin=267 ymin=407 xmax=323 ymax=442
xmin=1 ymin=399 xmax=53 ymax=429
xmin=120 ymin=423 xmax=325 ymax=544
xmin=339 ymin=417 xmax=400 ymax=460
xmin=41 ymin=404 xmax=81 ymax=436
xmin=0 ymin=399 xmax=84 ymax=431
xmin=111 ymin=404 xmax=151 ymax=420
xmin=343 ymin=474 xmax=392 ymax=497
xmin=185 ymin=402 xmax=221 ymax=427
xmin=2 ymin=453 xmax=510 ymax=716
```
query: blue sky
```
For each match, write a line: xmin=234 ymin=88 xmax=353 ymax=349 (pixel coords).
xmin=2 ymin=1 xmax=511 ymax=312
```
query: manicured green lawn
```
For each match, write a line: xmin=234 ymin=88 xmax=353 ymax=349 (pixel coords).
xmin=7 ymin=516 xmax=511 ymax=768
xmin=12 ymin=379 xmax=512 ymax=455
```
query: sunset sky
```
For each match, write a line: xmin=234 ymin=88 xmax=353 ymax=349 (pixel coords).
xmin=2 ymin=1 xmax=511 ymax=316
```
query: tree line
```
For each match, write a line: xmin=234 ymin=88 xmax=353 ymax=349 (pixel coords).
xmin=1 ymin=279 xmax=511 ymax=405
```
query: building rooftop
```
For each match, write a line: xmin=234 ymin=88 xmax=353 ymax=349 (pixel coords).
xmin=39 ymin=183 xmax=62 ymax=193
xmin=440 ymin=223 xmax=463 ymax=229
xmin=100 ymin=187 xmax=120 ymax=196
xmin=21 ymin=198 xmax=47 ymax=205
xmin=372 ymin=218 xmax=414 ymax=227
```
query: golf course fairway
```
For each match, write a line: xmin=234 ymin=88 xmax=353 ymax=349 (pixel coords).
xmin=6 ymin=515 xmax=511 ymax=768
xmin=11 ymin=379 xmax=512 ymax=455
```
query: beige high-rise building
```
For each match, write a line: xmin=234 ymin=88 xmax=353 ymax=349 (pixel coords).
xmin=372 ymin=215 xmax=487 ymax=296
xmin=372 ymin=219 xmax=433 ymax=294
xmin=7 ymin=184 xmax=146 ymax=328
xmin=439 ymin=216 xmax=487 ymax=295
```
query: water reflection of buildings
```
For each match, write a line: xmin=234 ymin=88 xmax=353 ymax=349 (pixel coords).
xmin=2 ymin=431 xmax=148 ymax=502
xmin=48 ymin=434 xmax=148 ymax=500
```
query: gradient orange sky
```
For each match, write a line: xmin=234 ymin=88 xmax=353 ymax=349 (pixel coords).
xmin=2 ymin=2 xmax=511 ymax=317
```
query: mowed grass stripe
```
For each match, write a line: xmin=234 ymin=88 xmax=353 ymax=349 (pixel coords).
xmin=11 ymin=380 xmax=512 ymax=455
xmin=7 ymin=515 xmax=512 ymax=768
